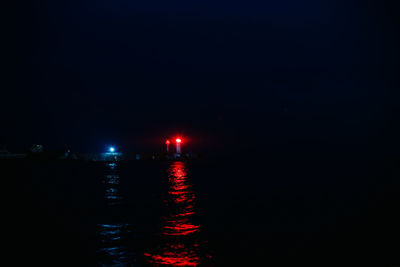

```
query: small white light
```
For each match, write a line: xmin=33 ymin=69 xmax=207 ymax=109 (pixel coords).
xmin=109 ymin=147 xmax=115 ymax=153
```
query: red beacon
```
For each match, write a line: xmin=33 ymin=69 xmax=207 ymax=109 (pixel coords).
xmin=165 ymin=139 xmax=171 ymax=152
xmin=175 ymin=138 xmax=182 ymax=154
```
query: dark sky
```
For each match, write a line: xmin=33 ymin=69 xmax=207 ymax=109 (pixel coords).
xmin=4 ymin=0 xmax=399 ymax=154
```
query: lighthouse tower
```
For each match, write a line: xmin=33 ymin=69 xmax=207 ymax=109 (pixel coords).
xmin=175 ymin=138 xmax=182 ymax=154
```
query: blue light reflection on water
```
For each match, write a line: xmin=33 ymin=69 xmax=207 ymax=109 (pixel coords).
xmin=97 ymin=223 xmax=132 ymax=266
xmin=96 ymin=162 xmax=134 ymax=267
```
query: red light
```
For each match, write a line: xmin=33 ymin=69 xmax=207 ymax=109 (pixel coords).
xmin=166 ymin=140 xmax=171 ymax=145
xmin=176 ymin=138 xmax=182 ymax=143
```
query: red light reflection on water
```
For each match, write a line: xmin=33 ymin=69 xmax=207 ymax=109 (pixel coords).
xmin=164 ymin=217 xmax=200 ymax=236
xmin=168 ymin=163 xmax=194 ymax=205
xmin=145 ymin=162 xmax=202 ymax=266
xmin=144 ymin=249 xmax=200 ymax=267
xmin=164 ymin=162 xmax=199 ymax=237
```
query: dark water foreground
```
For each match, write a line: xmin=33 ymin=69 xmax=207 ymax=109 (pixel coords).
xmin=3 ymin=155 xmax=400 ymax=266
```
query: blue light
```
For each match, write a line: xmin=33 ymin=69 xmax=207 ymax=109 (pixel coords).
xmin=109 ymin=147 xmax=115 ymax=153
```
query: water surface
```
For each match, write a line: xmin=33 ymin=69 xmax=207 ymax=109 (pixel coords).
xmin=4 ymin=156 xmax=400 ymax=266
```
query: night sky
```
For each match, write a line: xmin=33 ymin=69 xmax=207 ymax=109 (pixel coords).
xmin=4 ymin=0 xmax=399 ymax=154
